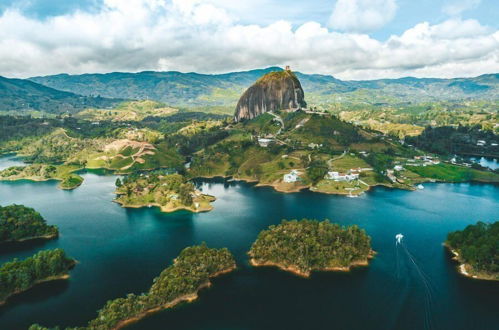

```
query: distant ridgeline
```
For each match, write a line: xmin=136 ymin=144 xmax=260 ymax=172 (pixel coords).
xmin=23 ymin=69 xmax=499 ymax=111
xmin=0 ymin=76 xmax=121 ymax=114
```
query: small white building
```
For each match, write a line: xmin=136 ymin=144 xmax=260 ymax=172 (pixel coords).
xmin=326 ymin=171 xmax=359 ymax=182
xmin=283 ymin=170 xmax=300 ymax=183
xmin=477 ymin=140 xmax=486 ymax=146
xmin=394 ymin=165 xmax=404 ymax=171
xmin=258 ymin=138 xmax=274 ymax=147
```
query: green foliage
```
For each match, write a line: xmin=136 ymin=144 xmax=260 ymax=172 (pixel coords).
xmin=406 ymin=125 xmax=498 ymax=157
xmin=249 ymin=219 xmax=372 ymax=275
xmin=0 ymin=249 xmax=74 ymax=302
xmin=0 ymin=76 xmax=119 ymax=114
xmin=306 ymin=159 xmax=329 ymax=184
xmin=79 ymin=244 xmax=235 ymax=329
xmin=447 ymin=221 xmax=498 ymax=277
xmin=406 ymin=163 xmax=499 ymax=183
xmin=0 ymin=204 xmax=58 ymax=242
xmin=29 ymin=69 xmax=499 ymax=111
xmin=115 ymin=173 xmax=209 ymax=210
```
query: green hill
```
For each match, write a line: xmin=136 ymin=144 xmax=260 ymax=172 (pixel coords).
xmin=29 ymin=69 xmax=499 ymax=112
xmin=0 ymin=76 xmax=121 ymax=114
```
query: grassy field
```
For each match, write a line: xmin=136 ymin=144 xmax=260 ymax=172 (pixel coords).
xmin=406 ymin=163 xmax=499 ymax=183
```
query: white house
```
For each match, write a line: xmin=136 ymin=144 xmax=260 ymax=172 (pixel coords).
xmin=326 ymin=171 xmax=359 ymax=181
xmin=283 ymin=170 xmax=300 ymax=183
xmin=258 ymin=138 xmax=274 ymax=147
xmin=394 ymin=165 xmax=404 ymax=171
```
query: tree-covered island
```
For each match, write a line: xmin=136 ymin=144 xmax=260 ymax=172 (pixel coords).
xmin=0 ymin=204 xmax=58 ymax=243
xmin=114 ymin=172 xmax=216 ymax=213
xmin=249 ymin=219 xmax=374 ymax=278
xmin=30 ymin=244 xmax=236 ymax=330
xmin=446 ymin=221 xmax=498 ymax=281
xmin=0 ymin=249 xmax=75 ymax=305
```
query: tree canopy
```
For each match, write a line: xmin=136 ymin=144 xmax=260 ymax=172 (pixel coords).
xmin=249 ymin=219 xmax=372 ymax=276
xmin=0 ymin=204 xmax=58 ymax=243
xmin=447 ymin=221 xmax=498 ymax=277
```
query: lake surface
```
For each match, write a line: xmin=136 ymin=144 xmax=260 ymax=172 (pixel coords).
xmin=0 ymin=155 xmax=498 ymax=330
xmin=469 ymin=157 xmax=499 ymax=170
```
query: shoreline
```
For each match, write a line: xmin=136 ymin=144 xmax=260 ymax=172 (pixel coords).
xmin=0 ymin=273 xmax=71 ymax=307
xmin=113 ymin=194 xmax=216 ymax=214
xmin=0 ymin=174 xmax=83 ymax=190
xmin=249 ymin=251 xmax=374 ymax=278
xmin=445 ymin=245 xmax=498 ymax=281
xmin=113 ymin=265 xmax=236 ymax=330
xmin=1 ymin=232 xmax=58 ymax=245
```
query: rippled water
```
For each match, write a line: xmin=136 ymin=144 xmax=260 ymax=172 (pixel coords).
xmin=0 ymin=156 xmax=498 ymax=330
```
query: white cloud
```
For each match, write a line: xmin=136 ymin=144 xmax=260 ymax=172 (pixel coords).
xmin=443 ymin=0 xmax=481 ymax=16
xmin=328 ymin=0 xmax=397 ymax=33
xmin=0 ymin=0 xmax=498 ymax=80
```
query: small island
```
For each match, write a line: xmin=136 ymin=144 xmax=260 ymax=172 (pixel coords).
xmin=0 ymin=204 xmax=58 ymax=243
xmin=0 ymin=164 xmax=83 ymax=190
xmin=249 ymin=219 xmax=374 ymax=278
xmin=114 ymin=172 xmax=215 ymax=213
xmin=0 ymin=249 xmax=75 ymax=306
xmin=30 ymin=243 xmax=236 ymax=330
xmin=446 ymin=221 xmax=498 ymax=281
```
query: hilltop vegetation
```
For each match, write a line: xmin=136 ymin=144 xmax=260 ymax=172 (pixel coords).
xmin=0 ymin=204 xmax=58 ymax=243
xmin=30 ymin=244 xmax=235 ymax=330
xmin=406 ymin=125 xmax=499 ymax=157
xmin=0 ymin=249 xmax=75 ymax=304
xmin=446 ymin=221 xmax=498 ymax=280
xmin=337 ymin=100 xmax=499 ymax=138
xmin=115 ymin=172 xmax=215 ymax=213
xmin=249 ymin=219 xmax=373 ymax=277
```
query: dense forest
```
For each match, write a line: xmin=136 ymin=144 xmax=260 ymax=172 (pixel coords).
xmin=406 ymin=125 xmax=499 ymax=157
xmin=0 ymin=204 xmax=58 ymax=243
xmin=0 ymin=249 xmax=75 ymax=303
xmin=446 ymin=221 xmax=498 ymax=279
xmin=30 ymin=243 xmax=235 ymax=330
xmin=249 ymin=219 xmax=372 ymax=276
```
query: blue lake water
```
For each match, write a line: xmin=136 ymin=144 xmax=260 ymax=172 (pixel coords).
xmin=0 ymin=155 xmax=498 ymax=330
xmin=469 ymin=157 xmax=499 ymax=170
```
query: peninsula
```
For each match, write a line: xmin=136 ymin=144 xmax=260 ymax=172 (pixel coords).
xmin=0 ymin=164 xmax=83 ymax=190
xmin=249 ymin=219 xmax=374 ymax=278
xmin=0 ymin=249 xmax=75 ymax=306
xmin=446 ymin=221 xmax=498 ymax=281
xmin=0 ymin=204 xmax=58 ymax=243
xmin=30 ymin=244 xmax=236 ymax=330
xmin=114 ymin=172 xmax=216 ymax=213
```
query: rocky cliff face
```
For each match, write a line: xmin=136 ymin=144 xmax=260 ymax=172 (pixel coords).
xmin=234 ymin=70 xmax=306 ymax=121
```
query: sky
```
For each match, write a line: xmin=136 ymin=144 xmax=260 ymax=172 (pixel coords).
xmin=0 ymin=0 xmax=498 ymax=79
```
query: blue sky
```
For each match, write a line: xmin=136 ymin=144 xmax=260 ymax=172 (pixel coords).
xmin=2 ymin=0 xmax=497 ymax=39
xmin=0 ymin=0 xmax=498 ymax=79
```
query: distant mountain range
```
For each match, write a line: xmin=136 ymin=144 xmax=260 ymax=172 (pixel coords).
xmin=1 ymin=68 xmax=498 ymax=114
xmin=29 ymin=68 xmax=499 ymax=109
xmin=0 ymin=76 xmax=120 ymax=114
